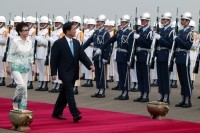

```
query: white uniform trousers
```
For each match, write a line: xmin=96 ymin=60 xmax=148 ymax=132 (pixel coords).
xmin=113 ymin=60 xmax=119 ymax=82
xmin=170 ymin=64 xmax=178 ymax=80
xmin=151 ymin=62 xmax=158 ymax=81
xmin=0 ymin=56 xmax=6 ymax=77
xmin=130 ymin=67 xmax=137 ymax=83
xmin=84 ymin=57 xmax=93 ymax=80
xmin=37 ymin=59 xmax=49 ymax=81
xmin=12 ymin=71 xmax=29 ymax=109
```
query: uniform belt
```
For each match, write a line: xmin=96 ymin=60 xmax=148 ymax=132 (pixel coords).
xmin=176 ymin=48 xmax=189 ymax=53
xmin=0 ymin=43 xmax=6 ymax=46
xmin=157 ymin=46 xmax=168 ymax=51
xmin=117 ymin=48 xmax=127 ymax=53
xmin=137 ymin=47 xmax=150 ymax=52
xmin=37 ymin=44 xmax=47 ymax=48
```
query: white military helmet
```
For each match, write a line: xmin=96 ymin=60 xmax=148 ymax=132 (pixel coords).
xmin=96 ymin=14 xmax=106 ymax=22
xmin=25 ymin=16 xmax=34 ymax=23
xmin=121 ymin=14 xmax=130 ymax=22
xmin=181 ymin=12 xmax=192 ymax=20
xmin=14 ymin=16 xmax=22 ymax=22
xmin=87 ymin=18 xmax=96 ymax=25
xmin=161 ymin=12 xmax=172 ymax=20
xmin=10 ymin=20 xmax=14 ymax=26
xmin=0 ymin=16 xmax=6 ymax=23
xmin=189 ymin=20 xmax=196 ymax=27
xmin=140 ymin=12 xmax=151 ymax=20
xmin=104 ymin=19 xmax=110 ymax=26
xmin=71 ymin=16 xmax=82 ymax=23
xmin=54 ymin=16 xmax=65 ymax=24
xmin=83 ymin=18 xmax=88 ymax=24
xmin=40 ymin=16 xmax=48 ymax=23
xmin=117 ymin=19 xmax=121 ymax=26
xmin=171 ymin=21 xmax=180 ymax=28
xmin=109 ymin=20 xmax=115 ymax=26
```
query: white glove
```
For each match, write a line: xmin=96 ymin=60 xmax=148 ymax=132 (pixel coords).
xmin=102 ymin=59 xmax=108 ymax=64
xmin=134 ymin=33 xmax=140 ymax=39
xmin=154 ymin=33 xmax=161 ymax=40
xmin=94 ymin=48 xmax=102 ymax=55
xmin=127 ymin=62 xmax=131 ymax=66
xmin=35 ymin=36 xmax=41 ymax=42
xmin=173 ymin=35 xmax=177 ymax=40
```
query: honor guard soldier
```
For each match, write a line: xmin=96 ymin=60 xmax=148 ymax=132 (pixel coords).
xmin=35 ymin=16 xmax=49 ymax=91
xmin=189 ymin=20 xmax=198 ymax=89
xmin=71 ymin=16 xmax=84 ymax=94
xmin=174 ymin=12 xmax=193 ymax=108
xmin=154 ymin=12 xmax=174 ymax=104
xmin=48 ymin=16 xmax=65 ymax=93
xmin=25 ymin=16 xmax=36 ymax=89
xmin=111 ymin=19 xmax=121 ymax=90
xmin=82 ymin=18 xmax=96 ymax=87
xmin=129 ymin=19 xmax=141 ymax=92
xmin=94 ymin=15 xmax=133 ymax=100
xmin=82 ymin=14 xmax=111 ymax=98
xmin=133 ymin=12 xmax=153 ymax=102
xmin=150 ymin=22 xmax=160 ymax=87
xmin=170 ymin=21 xmax=179 ymax=88
xmin=107 ymin=20 xmax=115 ymax=82
xmin=0 ymin=16 xmax=8 ymax=86
xmin=7 ymin=16 xmax=22 ymax=88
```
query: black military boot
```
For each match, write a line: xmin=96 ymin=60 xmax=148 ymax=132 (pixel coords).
xmin=158 ymin=93 xmax=164 ymax=102
xmin=175 ymin=96 xmax=185 ymax=107
xmin=162 ymin=94 xmax=170 ymax=104
xmin=7 ymin=79 xmax=16 ymax=88
xmin=133 ymin=93 xmax=144 ymax=102
xmin=35 ymin=81 xmax=43 ymax=91
xmin=182 ymin=96 xmax=192 ymax=108
xmin=0 ymin=77 xmax=5 ymax=86
xmin=73 ymin=86 xmax=78 ymax=95
xmin=49 ymin=83 xmax=58 ymax=92
xmin=81 ymin=80 xmax=89 ymax=87
xmin=86 ymin=80 xmax=93 ymax=87
xmin=140 ymin=92 xmax=149 ymax=103
xmin=27 ymin=81 xmax=33 ymax=89
xmin=171 ymin=80 xmax=177 ymax=88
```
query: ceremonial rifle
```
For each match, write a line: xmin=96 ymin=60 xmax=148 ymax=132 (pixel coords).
xmin=149 ymin=6 xmax=159 ymax=69
xmin=2 ymin=13 xmax=11 ymax=62
xmin=129 ymin=7 xmax=138 ymax=69
xmin=168 ymin=8 xmax=179 ymax=71
xmin=33 ymin=12 xmax=38 ymax=64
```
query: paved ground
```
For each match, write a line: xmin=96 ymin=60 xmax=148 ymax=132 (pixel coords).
xmin=1 ymin=75 xmax=200 ymax=132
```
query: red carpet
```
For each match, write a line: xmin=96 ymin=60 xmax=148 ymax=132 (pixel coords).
xmin=0 ymin=98 xmax=200 ymax=133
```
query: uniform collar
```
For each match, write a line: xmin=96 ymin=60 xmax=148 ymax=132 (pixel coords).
xmin=142 ymin=25 xmax=149 ymax=32
xmin=164 ymin=24 xmax=170 ymax=31
xmin=183 ymin=26 xmax=189 ymax=31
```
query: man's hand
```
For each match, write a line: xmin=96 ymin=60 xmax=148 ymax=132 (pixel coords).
xmin=94 ymin=48 xmax=102 ymax=55
xmin=51 ymin=75 xmax=57 ymax=81
xmin=90 ymin=65 xmax=95 ymax=72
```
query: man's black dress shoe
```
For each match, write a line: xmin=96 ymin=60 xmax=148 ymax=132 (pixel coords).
xmin=52 ymin=115 xmax=66 ymax=120
xmin=73 ymin=115 xmax=82 ymax=123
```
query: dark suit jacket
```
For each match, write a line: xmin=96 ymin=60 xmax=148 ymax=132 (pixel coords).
xmin=50 ymin=37 xmax=92 ymax=82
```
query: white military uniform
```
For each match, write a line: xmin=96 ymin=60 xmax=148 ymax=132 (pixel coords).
xmin=35 ymin=28 xmax=49 ymax=82
xmin=49 ymin=28 xmax=63 ymax=84
xmin=189 ymin=32 xmax=199 ymax=81
xmin=74 ymin=28 xmax=84 ymax=87
xmin=0 ymin=26 xmax=7 ymax=80
xmin=27 ymin=27 xmax=36 ymax=82
xmin=83 ymin=28 xmax=94 ymax=80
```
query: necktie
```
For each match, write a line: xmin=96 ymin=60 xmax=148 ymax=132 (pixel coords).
xmin=70 ymin=40 xmax=74 ymax=56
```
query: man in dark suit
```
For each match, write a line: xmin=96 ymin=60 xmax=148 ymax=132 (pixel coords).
xmin=50 ymin=21 xmax=95 ymax=123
